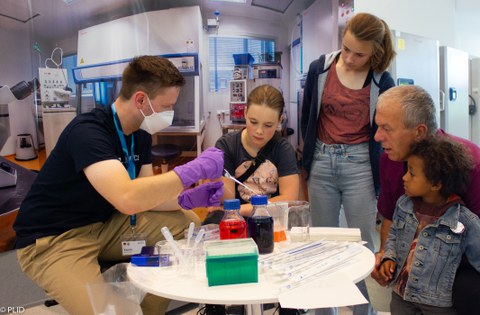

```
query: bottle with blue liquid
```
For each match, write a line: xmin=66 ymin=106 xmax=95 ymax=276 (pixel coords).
xmin=247 ymin=195 xmax=274 ymax=254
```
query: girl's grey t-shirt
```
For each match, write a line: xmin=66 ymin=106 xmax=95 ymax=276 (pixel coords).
xmin=215 ymin=131 xmax=298 ymax=203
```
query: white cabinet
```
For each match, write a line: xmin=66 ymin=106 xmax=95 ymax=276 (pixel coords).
xmin=42 ymin=108 xmax=76 ymax=157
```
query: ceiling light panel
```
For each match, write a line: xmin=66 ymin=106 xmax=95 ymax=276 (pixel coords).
xmin=210 ymin=0 xmax=247 ymax=4
xmin=251 ymin=0 xmax=294 ymax=13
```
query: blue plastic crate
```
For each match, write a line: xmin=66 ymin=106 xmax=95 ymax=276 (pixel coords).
xmin=233 ymin=53 xmax=255 ymax=66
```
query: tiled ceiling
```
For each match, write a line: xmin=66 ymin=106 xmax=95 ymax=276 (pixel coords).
xmin=0 ymin=0 xmax=314 ymax=42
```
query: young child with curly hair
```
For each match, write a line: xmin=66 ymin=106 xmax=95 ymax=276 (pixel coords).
xmin=378 ymin=136 xmax=480 ymax=315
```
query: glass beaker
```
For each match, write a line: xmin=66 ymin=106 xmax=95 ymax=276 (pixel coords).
xmin=267 ymin=202 xmax=289 ymax=242
xmin=287 ymin=201 xmax=311 ymax=241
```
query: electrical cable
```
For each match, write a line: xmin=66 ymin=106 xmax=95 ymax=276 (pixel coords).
xmin=290 ymin=14 xmax=302 ymax=76
xmin=44 ymin=47 xmax=72 ymax=92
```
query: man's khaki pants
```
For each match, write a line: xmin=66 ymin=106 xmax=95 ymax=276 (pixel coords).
xmin=17 ymin=210 xmax=200 ymax=315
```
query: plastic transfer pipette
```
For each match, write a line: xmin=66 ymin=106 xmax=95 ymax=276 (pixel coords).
xmin=276 ymin=244 xmax=363 ymax=292
xmin=185 ymin=228 xmax=205 ymax=267
xmin=192 ymin=228 xmax=205 ymax=252
xmin=186 ymin=222 xmax=195 ymax=248
xmin=223 ymin=169 xmax=259 ymax=195
xmin=278 ymin=258 xmax=358 ymax=292
xmin=161 ymin=226 xmax=187 ymax=266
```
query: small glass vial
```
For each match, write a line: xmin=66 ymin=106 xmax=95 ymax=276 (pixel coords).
xmin=247 ymin=195 xmax=274 ymax=254
xmin=219 ymin=199 xmax=247 ymax=240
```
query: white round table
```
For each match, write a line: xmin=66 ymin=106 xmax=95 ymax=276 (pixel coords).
xmin=127 ymin=242 xmax=374 ymax=315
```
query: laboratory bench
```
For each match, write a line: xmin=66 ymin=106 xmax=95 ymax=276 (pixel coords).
xmin=153 ymin=120 xmax=206 ymax=157
xmin=3 ymin=149 xmax=46 ymax=172
xmin=0 ymin=155 xmax=39 ymax=251
xmin=220 ymin=121 xmax=246 ymax=135
xmin=217 ymin=111 xmax=245 ymax=135
xmin=0 ymin=155 xmax=39 ymax=215
xmin=217 ymin=111 xmax=291 ymax=137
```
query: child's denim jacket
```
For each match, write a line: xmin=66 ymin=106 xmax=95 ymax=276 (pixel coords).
xmin=383 ymin=195 xmax=480 ymax=307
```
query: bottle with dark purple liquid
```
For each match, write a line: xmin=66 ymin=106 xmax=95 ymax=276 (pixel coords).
xmin=247 ymin=195 xmax=274 ymax=254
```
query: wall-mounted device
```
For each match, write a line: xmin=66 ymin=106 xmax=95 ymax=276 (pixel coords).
xmin=397 ymin=78 xmax=414 ymax=86
xmin=0 ymin=161 xmax=17 ymax=188
xmin=207 ymin=10 xmax=220 ymax=32
xmin=449 ymin=87 xmax=457 ymax=101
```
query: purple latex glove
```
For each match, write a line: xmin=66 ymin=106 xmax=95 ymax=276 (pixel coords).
xmin=178 ymin=181 xmax=224 ymax=210
xmin=173 ymin=147 xmax=224 ymax=188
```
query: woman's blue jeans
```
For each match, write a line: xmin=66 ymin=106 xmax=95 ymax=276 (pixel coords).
xmin=307 ymin=140 xmax=377 ymax=251
xmin=309 ymin=140 xmax=378 ymax=315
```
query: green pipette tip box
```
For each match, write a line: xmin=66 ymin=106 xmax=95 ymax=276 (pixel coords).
xmin=204 ymin=238 xmax=259 ymax=287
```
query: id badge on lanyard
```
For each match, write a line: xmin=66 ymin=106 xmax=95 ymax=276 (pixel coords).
xmin=112 ymin=104 xmax=146 ymax=255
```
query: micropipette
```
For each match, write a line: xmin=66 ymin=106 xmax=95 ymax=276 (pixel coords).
xmin=223 ymin=169 xmax=259 ymax=195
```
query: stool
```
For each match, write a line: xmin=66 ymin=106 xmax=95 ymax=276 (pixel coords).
xmin=151 ymin=144 xmax=181 ymax=174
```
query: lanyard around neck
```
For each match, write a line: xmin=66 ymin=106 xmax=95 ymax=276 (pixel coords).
xmin=111 ymin=103 xmax=137 ymax=229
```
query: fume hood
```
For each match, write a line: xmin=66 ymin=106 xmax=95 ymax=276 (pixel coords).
xmin=73 ymin=53 xmax=204 ymax=133
xmin=73 ymin=6 xmax=205 ymax=133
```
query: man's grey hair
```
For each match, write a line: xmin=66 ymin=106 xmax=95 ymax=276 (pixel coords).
xmin=378 ymin=85 xmax=438 ymax=136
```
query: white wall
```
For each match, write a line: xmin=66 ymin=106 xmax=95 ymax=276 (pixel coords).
xmin=455 ymin=0 xmax=480 ymax=57
xmin=301 ymin=0 xmax=338 ymax=74
xmin=355 ymin=0 xmax=456 ymax=49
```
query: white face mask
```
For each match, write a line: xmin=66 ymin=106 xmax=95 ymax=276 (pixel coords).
xmin=139 ymin=95 xmax=174 ymax=134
